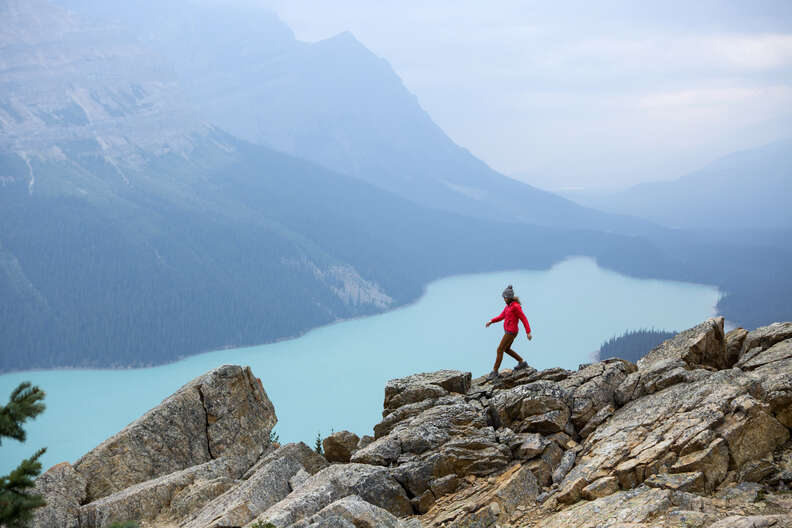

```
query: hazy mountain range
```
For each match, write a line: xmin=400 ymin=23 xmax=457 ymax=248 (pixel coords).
xmin=52 ymin=0 xmax=660 ymax=235
xmin=561 ymin=138 xmax=792 ymax=231
xmin=1 ymin=0 xmax=790 ymax=371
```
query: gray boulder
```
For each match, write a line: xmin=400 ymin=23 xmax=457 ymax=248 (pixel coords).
xmin=31 ymin=462 xmax=87 ymax=528
xmin=637 ymin=317 xmax=727 ymax=370
xmin=559 ymin=359 xmax=635 ymax=432
xmin=251 ymin=463 xmax=412 ymax=526
xmin=726 ymin=327 xmax=749 ymax=365
xmin=739 ymin=338 xmax=792 ymax=427
xmin=613 ymin=319 xmax=730 ymax=407
xmin=323 ymin=430 xmax=360 ymax=463
xmin=740 ymin=321 xmax=792 ymax=360
xmin=353 ymin=398 xmax=487 ymax=466
xmin=383 ymin=370 xmax=471 ymax=413
xmin=184 ymin=443 xmax=327 ymax=528
xmin=490 ymin=380 xmax=572 ymax=434
xmin=557 ymin=364 xmax=790 ymax=505
xmin=78 ymin=455 xmax=251 ymax=528
xmin=288 ymin=495 xmax=421 ymax=528
xmin=74 ymin=365 xmax=276 ymax=501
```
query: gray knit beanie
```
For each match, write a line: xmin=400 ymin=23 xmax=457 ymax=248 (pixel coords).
xmin=502 ymin=285 xmax=514 ymax=300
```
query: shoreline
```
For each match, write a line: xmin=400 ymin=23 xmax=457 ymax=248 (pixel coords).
xmin=0 ymin=256 xmax=723 ymax=377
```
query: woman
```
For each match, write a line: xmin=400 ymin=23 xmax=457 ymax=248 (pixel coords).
xmin=485 ymin=285 xmax=532 ymax=379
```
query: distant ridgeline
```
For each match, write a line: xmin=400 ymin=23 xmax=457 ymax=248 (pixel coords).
xmin=598 ymin=329 xmax=678 ymax=364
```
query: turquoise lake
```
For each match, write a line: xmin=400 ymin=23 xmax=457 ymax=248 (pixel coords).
xmin=0 ymin=257 xmax=720 ymax=474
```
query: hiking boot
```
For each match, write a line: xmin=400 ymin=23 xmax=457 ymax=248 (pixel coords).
xmin=515 ymin=361 xmax=529 ymax=371
xmin=487 ymin=370 xmax=500 ymax=380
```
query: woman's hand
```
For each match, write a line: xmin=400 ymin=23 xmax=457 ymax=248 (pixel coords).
xmin=527 ymin=333 xmax=533 ymax=340
xmin=485 ymin=321 xmax=492 ymax=328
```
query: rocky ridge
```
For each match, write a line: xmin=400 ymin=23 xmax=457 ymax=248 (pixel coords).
xmin=32 ymin=318 xmax=792 ymax=527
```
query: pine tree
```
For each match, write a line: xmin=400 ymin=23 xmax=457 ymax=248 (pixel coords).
xmin=0 ymin=382 xmax=47 ymax=528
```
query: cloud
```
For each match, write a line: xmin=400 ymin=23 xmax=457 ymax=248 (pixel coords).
xmin=559 ymin=34 xmax=792 ymax=75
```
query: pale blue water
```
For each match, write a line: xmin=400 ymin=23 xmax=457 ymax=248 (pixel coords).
xmin=0 ymin=257 xmax=719 ymax=474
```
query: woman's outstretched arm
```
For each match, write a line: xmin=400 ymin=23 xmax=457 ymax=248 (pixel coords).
xmin=486 ymin=306 xmax=507 ymax=326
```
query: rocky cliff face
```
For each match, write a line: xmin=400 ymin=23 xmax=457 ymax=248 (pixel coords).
xmin=0 ymin=0 xmax=204 ymax=177
xmin=33 ymin=319 xmax=792 ymax=527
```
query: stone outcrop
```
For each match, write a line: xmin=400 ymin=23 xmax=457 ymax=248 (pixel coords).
xmin=182 ymin=443 xmax=327 ymax=528
xmin=252 ymin=463 xmax=413 ymax=526
xmin=32 ymin=320 xmax=792 ymax=528
xmin=73 ymin=365 xmax=276 ymax=502
xmin=31 ymin=462 xmax=87 ymax=528
xmin=323 ymin=431 xmax=360 ymax=463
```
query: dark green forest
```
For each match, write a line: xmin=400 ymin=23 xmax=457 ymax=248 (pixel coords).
xmin=597 ymin=329 xmax=678 ymax=364
xmin=1 ymin=134 xmax=790 ymax=372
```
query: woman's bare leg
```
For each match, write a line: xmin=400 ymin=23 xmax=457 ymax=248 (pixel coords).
xmin=505 ymin=348 xmax=524 ymax=363
xmin=493 ymin=349 xmax=504 ymax=371
xmin=495 ymin=333 xmax=517 ymax=371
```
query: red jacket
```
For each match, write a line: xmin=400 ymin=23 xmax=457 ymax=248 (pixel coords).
xmin=490 ymin=302 xmax=531 ymax=335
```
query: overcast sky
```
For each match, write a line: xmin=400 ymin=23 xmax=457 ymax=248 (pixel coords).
xmin=260 ymin=1 xmax=792 ymax=190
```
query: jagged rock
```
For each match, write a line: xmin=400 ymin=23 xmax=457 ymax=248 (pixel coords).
xmin=417 ymin=464 xmax=538 ymax=527
xmin=357 ymin=435 xmax=374 ymax=450
xmin=740 ymin=338 xmax=792 ymax=427
xmin=580 ymin=476 xmax=619 ymax=499
xmin=244 ymin=442 xmax=328 ymax=480
xmin=375 ymin=397 xmax=454 ymax=439
xmin=412 ymin=490 xmax=436 ymax=514
xmin=716 ymin=481 xmax=763 ymax=503
xmin=556 ymin=474 xmax=588 ymax=504
xmin=183 ymin=443 xmax=327 ymax=528
xmin=708 ymin=515 xmax=792 ymax=528
xmin=352 ymin=397 xmax=488 ymax=466
xmin=289 ymin=495 xmax=422 ymax=528
xmin=166 ymin=477 xmax=237 ymax=521
xmin=740 ymin=322 xmax=792 ymax=359
xmin=559 ymin=359 xmax=635 ymax=432
xmin=384 ymin=370 xmax=471 ymax=413
xmin=578 ymin=404 xmax=614 ymax=438
xmin=490 ymin=380 xmax=572 ymax=434
xmin=726 ymin=327 xmax=749 ymax=365
xmin=31 ymin=462 xmax=87 ymax=528
xmin=493 ymin=464 xmax=539 ymax=514
xmin=432 ymin=427 xmax=511 ymax=478
xmin=671 ymin=438 xmax=730 ymax=491
xmin=552 ymin=450 xmax=576 ymax=484
xmin=614 ymin=358 xmax=711 ymax=406
xmin=78 ymin=455 xmax=251 ymax=528
xmin=644 ymin=471 xmax=704 ymax=492
xmin=738 ymin=457 xmax=776 ymax=483
xmin=512 ymin=432 xmax=549 ymax=459
xmin=252 ymin=463 xmax=412 ymax=526
xmin=429 ymin=475 xmax=460 ymax=497
xmin=303 ymin=517 xmax=356 ymax=528
xmin=717 ymin=394 xmax=789 ymax=470
xmin=323 ymin=430 xmax=360 ymax=463
xmin=740 ymin=338 xmax=792 ymax=371
xmin=637 ymin=316 xmax=727 ymax=370
xmin=537 ymin=486 xmax=673 ymax=527
xmin=390 ymin=460 xmax=437 ymax=498
xmin=290 ymin=469 xmax=312 ymax=491
xmin=559 ymin=368 xmax=760 ymax=500
xmin=74 ymin=365 xmax=275 ymax=501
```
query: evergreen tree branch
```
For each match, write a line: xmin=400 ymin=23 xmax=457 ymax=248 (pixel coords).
xmin=0 ymin=383 xmax=45 ymax=444
xmin=0 ymin=448 xmax=46 ymax=527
